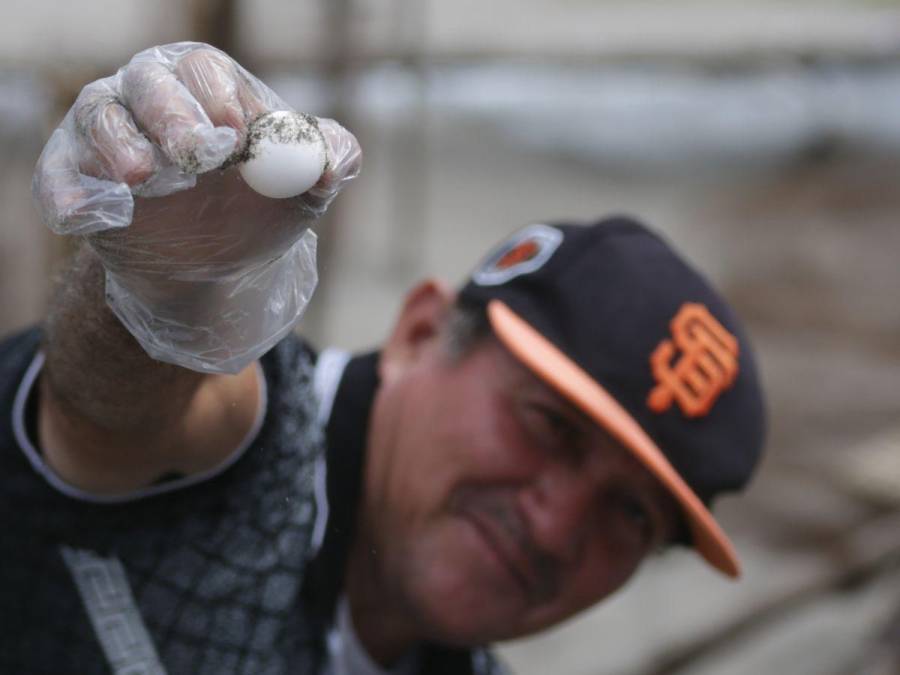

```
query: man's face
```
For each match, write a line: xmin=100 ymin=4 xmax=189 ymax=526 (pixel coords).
xmin=360 ymin=296 xmax=679 ymax=646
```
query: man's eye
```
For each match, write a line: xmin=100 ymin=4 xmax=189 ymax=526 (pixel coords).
xmin=541 ymin=407 xmax=571 ymax=438
xmin=614 ymin=491 xmax=654 ymax=543
xmin=524 ymin=402 xmax=581 ymax=456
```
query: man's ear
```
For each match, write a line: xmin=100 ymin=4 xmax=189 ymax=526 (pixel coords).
xmin=379 ymin=279 xmax=455 ymax=383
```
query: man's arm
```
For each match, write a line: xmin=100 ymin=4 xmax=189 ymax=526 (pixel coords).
xmin=43 ymin=245 xmax=204 ymax=436
xmin=38 ymin=245 xmax=261 ymax=494
xmin=31 ymin=44 xmax=360 ymax=493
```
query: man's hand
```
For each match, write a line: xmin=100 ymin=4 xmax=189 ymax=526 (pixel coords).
xmin=33 ymin=42 xmax=361 ymax=373
xmin=32 ymin=44 xmax=360 ymax=494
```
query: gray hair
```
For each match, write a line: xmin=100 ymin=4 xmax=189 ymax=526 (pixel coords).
xmin=441 ymin=298 xmax=492 ymax=361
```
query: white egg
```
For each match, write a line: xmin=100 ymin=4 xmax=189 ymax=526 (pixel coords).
xmin=238 ymin=111 xmax=327 ymax=199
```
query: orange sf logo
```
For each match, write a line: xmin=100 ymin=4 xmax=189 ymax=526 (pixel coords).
xmin=647 ymin=303 xmax=740 ymax=418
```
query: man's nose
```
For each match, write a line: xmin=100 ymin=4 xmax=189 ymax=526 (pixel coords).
xmin=519 ymin=460 xmax=595 ymax=564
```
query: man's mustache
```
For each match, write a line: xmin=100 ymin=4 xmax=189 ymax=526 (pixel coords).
xmin=450 ymin=486 xmax=561 ymax=605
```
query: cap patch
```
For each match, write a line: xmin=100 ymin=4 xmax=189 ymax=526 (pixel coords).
xmin=472 ymin=224 xmax=563 ymax=286
xmin=647 ymin=303 xmax=740 ymax=418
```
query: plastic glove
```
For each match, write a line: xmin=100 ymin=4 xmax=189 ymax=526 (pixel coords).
xmin=33 ymin=42 xmax=361 ymax=374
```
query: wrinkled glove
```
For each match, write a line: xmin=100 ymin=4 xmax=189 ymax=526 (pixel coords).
xmin=33 ymin=42 xmax=361 ymax=374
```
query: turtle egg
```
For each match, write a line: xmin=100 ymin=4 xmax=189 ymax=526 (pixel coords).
xmin=239 ymin=111 xmax=327 ymax=199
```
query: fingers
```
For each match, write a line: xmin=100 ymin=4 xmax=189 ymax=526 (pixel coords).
xmin=73 ymin=79 xmax=156 ymax=186
xmin=34 ymin=42 xmax=358 ymax=240
xmin=90 ymin=104 xmax=157 ymax=185
xmin=33 ymin=128 xmax=134 ymax=236
xmin=316 ymin=117 xmax=363 ymax=189
xmin=33 ymin=76 xmax=147 ymax=235
xmin=174 ymin=47 xmax=284 ymax=139
xmin=298 ymin=117 xmax=362 ymax=214
xmin=174 ymin=49 xmax=247 ymax=134
xmin=120 ymin=59 xmax=237 ymax=173
xmin=92 ymin=44 xmax=292 ymax=179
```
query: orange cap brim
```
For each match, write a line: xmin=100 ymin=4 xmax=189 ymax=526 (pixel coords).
xmin=487 ymin=300 xmax=741 ymax=578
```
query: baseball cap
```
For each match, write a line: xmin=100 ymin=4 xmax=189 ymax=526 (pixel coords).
xmin=458 ymin=216 xmax=766 ymax=578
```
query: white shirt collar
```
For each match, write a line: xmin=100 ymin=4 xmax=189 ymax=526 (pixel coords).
xmin=324 ymin=595 xmax=420 ymax=675
xmin=11 ymin=351 xmax=268 ymax=504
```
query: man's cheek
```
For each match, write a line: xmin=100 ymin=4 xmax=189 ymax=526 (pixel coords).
xmin=563 ymin=555 xmax=634 ymax=617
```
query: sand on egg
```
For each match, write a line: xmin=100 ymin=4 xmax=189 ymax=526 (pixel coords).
xmin=236 ymin=111 xmax=327 ymax=199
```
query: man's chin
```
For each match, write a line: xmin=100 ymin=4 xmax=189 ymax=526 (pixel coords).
xmin=415 ymin=600 xmax=571 ymax=648
xmin=404 ymin=560 xmax=538 ymax=645
xmin=408 ymin=559 xmax=590 ymax=646
xmin=414 ymin=602 xmax=524 ymax=647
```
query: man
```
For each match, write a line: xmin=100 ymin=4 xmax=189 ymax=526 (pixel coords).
xmin=0 ymin=44 xmax=765 ymax=674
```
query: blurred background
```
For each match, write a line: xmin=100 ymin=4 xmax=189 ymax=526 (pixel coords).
xmin=2 ymin=1 xmax=899 ymax=673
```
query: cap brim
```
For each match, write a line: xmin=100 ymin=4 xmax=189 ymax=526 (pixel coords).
xmin=487 ymin=300 xmax=741 ymax=578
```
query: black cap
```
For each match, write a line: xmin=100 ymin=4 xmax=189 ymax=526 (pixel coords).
xmin=458 ymin=215 xmax=766 ymax=577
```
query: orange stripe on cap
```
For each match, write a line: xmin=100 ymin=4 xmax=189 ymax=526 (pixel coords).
xmin=487 ymin=299 xmax=741 ymax=578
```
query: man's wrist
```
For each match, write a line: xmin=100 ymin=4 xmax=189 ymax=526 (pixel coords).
xmin=42 ymin=244 xmax=207 ymax=433
xmin=98 ymin=230 xmax=318 ymax=375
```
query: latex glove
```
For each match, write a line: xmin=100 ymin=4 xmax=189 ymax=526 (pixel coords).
xmin=33 ymin=42 xmax=361 ymax=374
